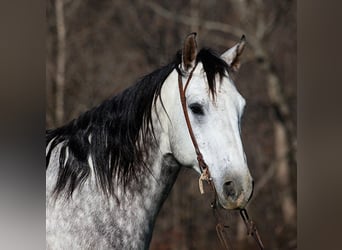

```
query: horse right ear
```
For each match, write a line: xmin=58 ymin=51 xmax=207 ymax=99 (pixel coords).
xmin=221 ymin=35 xmax=246 ymax=72
xmin=182 ymin=33 xmax=198 ymax=72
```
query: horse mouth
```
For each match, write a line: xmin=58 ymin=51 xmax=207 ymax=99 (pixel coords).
xmin=219 ymin=198 xmax=247 ymax=210
xmin=217 ymin=190 xmax=251 ymax=210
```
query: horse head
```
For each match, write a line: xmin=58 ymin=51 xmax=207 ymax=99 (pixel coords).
xmin=162 ymin=33 xmax=253 ymax=210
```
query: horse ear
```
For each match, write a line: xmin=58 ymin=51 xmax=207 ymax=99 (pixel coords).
xmin=221 ymin=35 xmax=246 ymax=72
xmin=182 ymin=32 xmax=198 ymax=72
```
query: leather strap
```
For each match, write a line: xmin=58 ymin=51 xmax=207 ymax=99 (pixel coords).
xmin=178 ymin=66 xmax=209 ymax=173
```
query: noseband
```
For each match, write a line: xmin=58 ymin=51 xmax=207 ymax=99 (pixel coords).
xmin=177 ymin=64 xmax=264 ymax=250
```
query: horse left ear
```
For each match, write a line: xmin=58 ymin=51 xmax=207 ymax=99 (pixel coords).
xmin=221 ymin=35 xmax=246 ymax=72
xmin=182 ymin=32 xmax=198 ymax=72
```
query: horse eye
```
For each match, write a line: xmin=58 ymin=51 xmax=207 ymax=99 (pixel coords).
xmin=189 ymin=103 xmax=204 ymax=115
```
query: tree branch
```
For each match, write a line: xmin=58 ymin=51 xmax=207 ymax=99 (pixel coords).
xmin=145 ymin=1 xmax=245 ymax=39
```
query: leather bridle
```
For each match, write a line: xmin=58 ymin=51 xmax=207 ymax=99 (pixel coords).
xmin=177 ymin=65 xmax=212 ymax=192
xmin=177 ymin=64 xmax=264 ymax=250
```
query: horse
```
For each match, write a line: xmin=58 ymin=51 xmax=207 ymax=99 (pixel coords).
xmin=46 ymin=33 xmax=253 ymax=249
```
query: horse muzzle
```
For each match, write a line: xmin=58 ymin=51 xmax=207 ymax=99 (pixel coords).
xmin=217 ymin=176 xmax=254 ymax=210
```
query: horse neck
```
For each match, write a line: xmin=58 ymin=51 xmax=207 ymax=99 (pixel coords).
xmin=121 ymin=152 xmax=180 ymax=221
xmin=47 ymin=118 xmax=181 ymax=248
xmin=108 ymin=107 xmax=181 ymax=248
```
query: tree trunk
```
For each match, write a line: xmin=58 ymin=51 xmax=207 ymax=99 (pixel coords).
xmin=190 ymin=0 xmax=200 ymax=33
xmin=265 ymin=64 xmax=296 ymax=225
xmin=55 ymin=0 xmax=66 ymax=126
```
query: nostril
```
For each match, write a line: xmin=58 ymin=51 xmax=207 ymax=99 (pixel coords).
xmin=223 ymin=181 xmax=236 ymax=199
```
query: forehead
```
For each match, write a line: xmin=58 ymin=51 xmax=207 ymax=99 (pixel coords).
xmin=188 ymin=63 xmax=246 ymax=107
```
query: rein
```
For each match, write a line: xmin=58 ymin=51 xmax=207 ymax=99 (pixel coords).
xmin=177 ymin=65 xmax=264 ymax=250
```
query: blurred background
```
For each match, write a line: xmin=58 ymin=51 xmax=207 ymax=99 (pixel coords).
xmin=46 ymin=0 xmax=296 ymax=249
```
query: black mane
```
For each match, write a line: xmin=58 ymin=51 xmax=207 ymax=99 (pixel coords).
xmin=46 ymin=48 xmax=229 ymax=198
